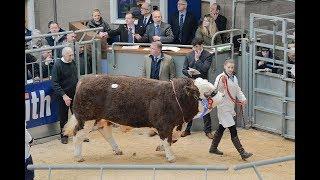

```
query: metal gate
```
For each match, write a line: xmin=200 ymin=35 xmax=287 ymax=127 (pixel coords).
xmin=247 ymin=13 xmax=295 ymax=139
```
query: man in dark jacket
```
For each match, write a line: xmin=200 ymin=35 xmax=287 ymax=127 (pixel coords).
xmin=181 ymin=38 xmax=214 ymax=139
xmin=209 ymin=3 xmax=227 ymax=43
xmin=45 ymin=21 xmax=67 ymax=46
xmin=51 ymin=47 xmax=78 ymax=144
xmin=136 ymin=2 xmax=154 ymax=34
xmin=169 ymin=0 xmax=197 ymax=45
xmin=108 ymin=12 xmax=145 ymax=43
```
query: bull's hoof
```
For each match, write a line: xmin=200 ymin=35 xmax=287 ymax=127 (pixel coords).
xmin=74 ymin=156 xmax=85 ymax=162
xmin=114 ymin=150 xmax=123 ymax=155
xmin=156 ymin=145 xmax=165 ymax=151
xmin=167 ymin=157 xmax=176 ymax=163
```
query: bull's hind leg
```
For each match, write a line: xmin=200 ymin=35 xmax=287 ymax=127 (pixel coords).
xmin=73 ymin=129 xmax=88 ymax=162
xmin=98 ymin=124 xmax=123 ymax=155
xmin=161 ymin=138 xmax=176 ymax=163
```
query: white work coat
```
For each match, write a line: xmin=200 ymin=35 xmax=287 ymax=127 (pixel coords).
xmin=213 ymin=72 xmax=246 ymax=128
xmin=25 ymin=125 xmax=32 ymax=160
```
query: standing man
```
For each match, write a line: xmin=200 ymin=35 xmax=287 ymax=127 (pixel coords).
xmin=181 ymin=38 xmax=214 ymax=139
xmin=209 ymin=3 xmax=227 ymax=43
xmin=108 ymin=12 xmax=145 ymax=43
xmin=142 ymin=41 xmax=176 ymax=136
xmin=138 ymin=10 xmax=174 ymax=43
xmin=169 ymin=0 xmax=197 ymax=45
xmin=51 ymin=47 xmax=78 ymax=144
xmin=137 ymin=2 xmax=154 ymax=34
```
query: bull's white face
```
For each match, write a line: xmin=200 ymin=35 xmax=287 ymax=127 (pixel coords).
xmin=193 ymin=78 xmax=215 ymax=99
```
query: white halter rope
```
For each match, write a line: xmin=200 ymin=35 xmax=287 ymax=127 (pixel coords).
xmin=170 ymin=80 xmax=186 ymax=123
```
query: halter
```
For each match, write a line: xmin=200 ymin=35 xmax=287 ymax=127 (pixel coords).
xmin=170 ymin=80 xmax=186 ymax=123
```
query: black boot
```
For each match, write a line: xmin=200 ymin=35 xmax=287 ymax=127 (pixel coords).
xmin=209 ymin=131 xmax=223 ymax=155
xmin=231 ymin=136 xmax=253 ymax=160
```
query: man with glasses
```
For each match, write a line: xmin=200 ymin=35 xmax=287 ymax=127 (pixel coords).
xmin=169 ymin=0 xmax=197 ymax=45
xmin=139 ymin=10 xmax=174 ymax=43
xmin=137 ymin=2 xmax=154 ymax=34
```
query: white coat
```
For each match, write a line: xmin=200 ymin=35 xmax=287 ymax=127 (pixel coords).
xmin=213 ymin=72 xmax=246 ymax=128
xmin=25 ymin=125 xmax=32 ymax=160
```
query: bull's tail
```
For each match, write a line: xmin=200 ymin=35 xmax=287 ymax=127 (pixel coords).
xmin=63 ymin=114 xmax=78 ymax=137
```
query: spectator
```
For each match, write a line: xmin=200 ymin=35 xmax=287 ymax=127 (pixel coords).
xmin=37 ymin=45 xmax=54 ymax=78
xmin=209 ymin=59 xmax=253 ymax=160
xmin=137 ymin=2 xmax=154 ymax=35
xmin=181 ymin=38 xmax=214 ymax=139
xmin=142 ymin=41 xmax=176 ymax=136
xmin=209 ymin=3 xmax=227 ymax=43
xmin=108 ymin=12 xmax=144 ymax=43
xmin=45 ymin=21 xmax=67 ymax=46
xmin=288 ymin=47 xmax=295 ymax=78
xmin=25 ymin=120 xmax=34 ymax=180
xmin=79 ymin=45 xmax=92 ymax=75
xmin=256 ymin=47 xmax=282 ymax=74
xmin=56 ymin=32 xmax=77 ymax=58
xmin=169 ymin=0 xmax=197 ymax=45
xmin=139 ymin=10 xmax=174 ymax=43
xmin=25 ymin=53 xmax=38 ymax=80
xmin=51 ymin=47 xmax=78 ymax=144
xmin=194 ymin=14 xmax=221 ymax=46
xmin=87 ymin=9 xmax=111 ymax=40
xmin=25 ymin=20 xmax=32 ymax=45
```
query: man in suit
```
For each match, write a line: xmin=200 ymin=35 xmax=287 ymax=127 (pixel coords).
xmin=108 ymin=12 xmax=144 ymax=43
xmin=45 ymin=21 xmax=67 ymax=46
xmin=137 ymin=10 xmax=174 ymax=43
xmin=210 ymin=3 xmax=227 ymax=43
xmin=169 ymin=0 xmax=197 ymax=45
xmin=142 ymin=41 xmax=176 ymax=136
xmin=137 ymin=2 xmax=154 ymax=34
xmin=181 ymin=38 xmax=214 ymax=139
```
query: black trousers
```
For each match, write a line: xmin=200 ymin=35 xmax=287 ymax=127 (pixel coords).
xmin=25 ymin=155 xmax=34 ymax=180
xmin=57 ymin=91 xmax=75 ymax=137
xmin=185 ymin=113 xmax=212 ymax=133
xmin=216 ymin=124 xmax=238 ymax=138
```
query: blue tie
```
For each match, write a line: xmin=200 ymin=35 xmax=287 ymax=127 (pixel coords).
xmin=143 ymin=17 xmax=147 ymax=26
xmin=179 ymin=14 xmax=184 ymax=42
xmin=128 ymin=27 xmax=133 ymax=43
xmin=155 ymin=25 xmax=160 ymax=36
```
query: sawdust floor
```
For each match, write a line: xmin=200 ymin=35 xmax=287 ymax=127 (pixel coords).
xmin=30 ymin=126 xmax=294 ymax=180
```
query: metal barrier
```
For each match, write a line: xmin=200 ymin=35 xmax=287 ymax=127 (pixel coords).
xmin=110 ymin=42 xmax=233 ymax=70
xmin=247 ymin=13 xmax=295 ymax=139
xmin=234 ymin=155 xmax=295 ymax=180
xmin=28 ymin=164 xmax=229 ymax=180
xmin=25 ymin=27 xmax=103 ymax=85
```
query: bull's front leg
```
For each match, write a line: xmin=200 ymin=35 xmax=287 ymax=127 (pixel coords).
xmin=160 ymin=136 xmax=176 ymax=163
xmin=98 ymin=124 xmax=123 ymax=155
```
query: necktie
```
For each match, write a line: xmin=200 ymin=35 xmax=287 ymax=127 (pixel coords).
xmin=179 ymin=14 xmax=184 ymax=42
xmin=143 ymin=17 xmax=147 ymax=26
xmin=155 ymin=25 xmax=160 ymax=36
xmin=128 ymin=27 xmax=133 ymax=43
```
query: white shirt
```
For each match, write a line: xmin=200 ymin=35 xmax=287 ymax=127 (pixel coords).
xmin=143 ymin=14 xmax=151 ymax=25
xmin=61 ymin=57 xmax=71 ymax=64
xmin=25 ymin=126 xmax=32 ymax=160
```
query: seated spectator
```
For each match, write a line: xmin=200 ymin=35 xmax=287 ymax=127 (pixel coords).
xmin=194 ymin=14 xmax=221 ymax=46
xmin=137 ymin=2 xmax=154 ymax=35
xmin=87 ymin=9 xmax=111 ymax=40
xmin=79 ymin=45 xmax=92 ymax=75
xmin=169 ymin=0 xmax=197 ymax=45
xmin=139 ymin=10 xmax=174 ymax=43
xmin=56 ymin=32 xmax=77 ymax=58
xmin=25 ymin=53 xmax=38 ymax=80
xmin=45 ymin=21 xmax=67 ymax=46
xmin=288 ymin=47 xmax=295 ymax=78
xmin=209 ymin=3 xmax=227 ymax=43
xmin=36 ymin=45 xmax=54 ymax=79
xmin=108 ymin=12 xmax=144 ymax=43
xmin=25 ymin=20 xmax=32 ymax=45
xmin=256 ymin=47 xmax=282 ymax=74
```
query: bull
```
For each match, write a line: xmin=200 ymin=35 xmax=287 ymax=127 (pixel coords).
xmin=64 ymin=74 xmax=223 ymax=162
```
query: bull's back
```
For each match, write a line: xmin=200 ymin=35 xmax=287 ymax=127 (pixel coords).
xmin=73 ymin=74 xmax=169 ymax=127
